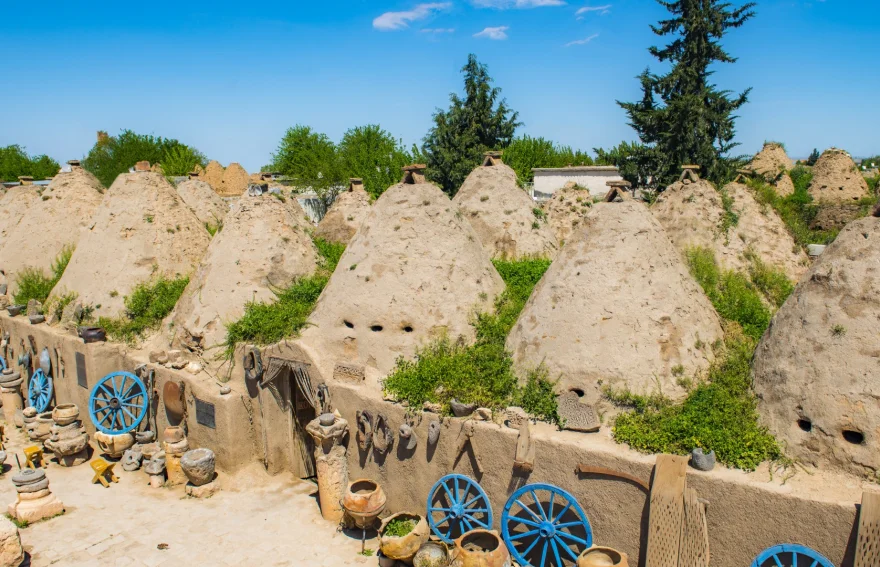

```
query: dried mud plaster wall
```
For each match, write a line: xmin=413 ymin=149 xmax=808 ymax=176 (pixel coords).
xmin=0 ymin=314 xmax=254 ymax=474
xmin=3 ymin=312 xmax=860 ymax=567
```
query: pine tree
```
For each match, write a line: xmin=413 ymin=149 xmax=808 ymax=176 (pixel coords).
xmin=619 ymin=0 xmax=756 ymax=187
xmin=423 ymin=55 xmax=520 ymax=195
xmin=807 ymin=148 xmax=820 ymax=166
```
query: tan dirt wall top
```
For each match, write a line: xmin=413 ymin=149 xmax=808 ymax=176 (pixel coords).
xmin=175 ymin=179 xmax=229 ymax=227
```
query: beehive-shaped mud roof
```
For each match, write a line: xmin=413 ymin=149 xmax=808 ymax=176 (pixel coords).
xmin=170 ymin=194 xmax=319 ymax=351
xmin=753 ymin=215 xmax=880 ymax=477
xmin=652 ymin=179 xmax=807 ymax=282
xmin=221 ymin=163 xmax=249 ymax=197
xmin=808 ymin=148 xmax=869 ymax=203
xmin=541 ymin=186 xmax=593 ymax=245
xmin=748 ymin=143 xmax=796 ymax=196
xmin=314 ymin=179 xmax=371 ymax=244
xmin=507 ymin=200 xmax=723 ymax=404
xmin=176 ymin=178 xmax=228 ymax=227
xmin=0 ymin=166 xmax=104 ymax=294
xmin=202 ymin=160 xmax=225 ymax=192
xmin=453 ymin=162 xmax=557 ymax=259
xmin=0 ymin=186 xmax=38 ymax=246
xmin=50 ymin=171 xmax=210 ymax=318
xmin=299 ymin=180 xmax=504 ymax=380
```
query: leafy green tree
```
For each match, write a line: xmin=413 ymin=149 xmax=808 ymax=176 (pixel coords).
xmin=503 ymin=136 xmax=593 ymax=184
xmin=271 ymin=125 xmax=343 ymax=205
xmin=82 ymin=130 xmax=206 ymax=187
xmin=618 ymin=0 xmax=756 ymax=187
xmin=594 ymin=141 xmax=665 ymax=190
xmin=422 ymin=54 xmax=521 ymax=195
xmin=337 ymin=125 xmax=413 ymax=199
xmin=0 ymin=145 xmax=60 ymax=182
xmin=806 ymin=148 xmax=820 ymax=166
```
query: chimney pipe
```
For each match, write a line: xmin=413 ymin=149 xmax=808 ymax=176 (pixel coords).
xmin=401 ymin=164 xmax=427 ymax=185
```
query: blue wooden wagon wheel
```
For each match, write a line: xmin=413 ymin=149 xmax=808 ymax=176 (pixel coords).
xmin=501 ymin=483 xmax=593 ymax=567
xmin=89 ymin=371 xmax=148 ymax=434
xmin=751 ymin=544 xmax=835 ymax=567
xmin=426 ymin=473 xmax=493 ymax=543
xmin=0 ymin=355 xmax=6 ymax=371
xmin=27 ymin=369 xmax=53 ymax=412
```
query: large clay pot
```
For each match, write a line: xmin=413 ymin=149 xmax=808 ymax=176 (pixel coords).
xmin=379 ymin=512 xmax=430 ymax=563
xmin=33 ymin=413 xmax=54 ymax=440
xmin=180 ymin=448 xmax=216 ymax=486
xmin=414 ymin=541 xmax=451 ymax=567
xmin=52 ymin=404 xmax=80 ymax=426
xmin=577 ymin=546 xmax=629 ymax=567
xmin=94 ymin=431 xmax=135 ymax=458
xmin=450 ymin=530 xmax=511 ymax=567
xmin=344 ymin=479 xmax=387 ymax=517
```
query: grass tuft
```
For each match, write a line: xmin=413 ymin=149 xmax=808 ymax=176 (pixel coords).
xmin=97 ymin=276 xmax=190 ymax=344
xmin=13 ymin=245 xmax=74 ymax=307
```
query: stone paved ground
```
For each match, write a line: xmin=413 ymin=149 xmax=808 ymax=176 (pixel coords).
xmin=1 ymin=428 xmax=378 ymax=566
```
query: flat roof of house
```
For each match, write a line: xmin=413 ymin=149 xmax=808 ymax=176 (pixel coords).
xmin=532 ymin=166 xmax=619 ymax=173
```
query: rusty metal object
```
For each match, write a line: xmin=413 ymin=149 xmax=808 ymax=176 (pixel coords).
xmin=575 ymin=463 xmax=650 ymax=492
xmin=453 ymin=421 xmax=482 ymax=476
xmin=450 ymin=529 xmax=510 ymax=567
xmin=373 ymin=413 xmax=394 ymax=453
xmin=356 ymin=410 xmax=373 ymax=451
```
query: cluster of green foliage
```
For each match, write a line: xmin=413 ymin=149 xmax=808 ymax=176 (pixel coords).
xmin=718 ymin=185 xmax=740 ymax=239
xmin=503 ymin=136 xmax=593 ymax=185
xmin=617 ymin=0 xmax=756 ymax=187
xmin=13 ymin=245 xmax=74 ymax=307
xmin=744 ymin=251 xmax=794 ymax=308
xmin=610 ymin=330 xmax=781 ymax=470
xmin=685 ymin=247 xmax=771 ymax=339
xmin=82 ymin=130 xmax=207 ymax=187
xmin=383 ymin=517 xmax=417 ymax=537
xmin=98 ymin=276 xmax=190 ymax=344
xmin=269 ymin=124 xmax=414 ymax=204
xmin=422 ymin=54 xmax=520 ymax=196
xmin=383 ymin=257 xmax=560 ymax=424
xmin=806 ymin=148 xmax=820 ymax=166
xmin=223 ymin=238 xmax=345 ymax=356
xmin=594 ymin=141 xmax=665 ymax=191
xmin=609 ymin=246 xmax=788 ymax=470
xmin=0 ymin=145 xmax=59 ymax=182
xmin=748 ymin=168 xmax=839 ymax=247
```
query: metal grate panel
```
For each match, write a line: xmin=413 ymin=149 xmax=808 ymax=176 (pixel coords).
xmin=195 ymin=397 xmax=216 ymax=429
xmin=75 ymin=352 xmax=87 ymax=389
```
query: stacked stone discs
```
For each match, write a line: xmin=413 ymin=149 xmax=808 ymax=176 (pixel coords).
xmin=0 ymin=369 xmax=23 ymax=424
xmin=8 ymin=468 xmax=64 ymax=523
xmin=44 ymin=404 xmax=90 ymax=467
xmin=163 ymin=426 xmax=189 ymax=486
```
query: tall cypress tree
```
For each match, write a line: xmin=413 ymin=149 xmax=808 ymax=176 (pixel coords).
xmin=423 ymin=55 xmax=520 ymax=195
xmin=620 ymin=0 xmax=756 ymax=186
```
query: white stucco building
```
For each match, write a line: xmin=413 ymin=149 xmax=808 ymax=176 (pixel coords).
xmin=531 ymin=166 xmax=623 ymax=200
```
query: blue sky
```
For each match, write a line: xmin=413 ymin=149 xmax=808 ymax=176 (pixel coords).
xmin=1 ymin=0 xmax=877 ymax=172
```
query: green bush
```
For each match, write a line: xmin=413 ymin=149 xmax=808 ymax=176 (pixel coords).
xmin=98 ymin=276 xmax=190 ymax=343
xmin=504 ymin=136 xmax=593 ymax=185
xmin=0 ymin=145 xmax=60 ymax=182
xmin=383 ymin=257 xmax=560 ymax=424
xmin=686 ymin=247 xmax=770 ymax=340
xmin=744 ymin=251 xmax=793 ymax=308
xmin=611 ymin=332 xmax=781 ymax=470
xmin=13 ymin=245 xmax=74 ymax=306
xmin=223 ymin=238 xmax=344 ymax=356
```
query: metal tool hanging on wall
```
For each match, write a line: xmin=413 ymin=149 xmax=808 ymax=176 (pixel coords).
xmin=372 ymin=413 xmax=394 ymax=454
xmin=316 ymin=383 xmax=332 ymax=414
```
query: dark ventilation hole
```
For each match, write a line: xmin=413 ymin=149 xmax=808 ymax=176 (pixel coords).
xmin=570 ymin=388 xmax=585 ymax=398
xmin=403 ymin=326 xmax=414 ymax=333
xmin=370 ymin=325 xmax=383 ymax=332
xmin=843 ymin=429 xmax=865 ymax=445
xmin=343 ymin=320 xmax=354 ymax=329
xmin=797 ymin=419 xmax=812 ymax=433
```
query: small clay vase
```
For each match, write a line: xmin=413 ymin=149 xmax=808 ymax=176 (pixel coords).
xmin=52 ymin=404 xmax=80 ymax=426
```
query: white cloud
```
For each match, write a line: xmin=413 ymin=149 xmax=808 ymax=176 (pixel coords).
xmin=373 ymin=3 xmax=451 ymax=31
xmin=472 ymin=0 xmax=565 ymax=8
xmin=565 ymin=33 xmax=599 ymax=46
xmin=421 ymin=28 xmax=456 ymax=33
xmin=575 ymin=4 xmax=611 ymax=18
xmin=474 ymin=26 xmax=510 ymax=40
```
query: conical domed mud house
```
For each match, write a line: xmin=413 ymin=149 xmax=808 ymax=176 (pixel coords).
xmin=752 ymin=209 xmax=880 ymax=477
xmin=748 ymin=142 xmax=796 ymax=196
xmin=297 ymin=165 xmax=504 ymax=384
xmin=175 ymin=173 xmax=229 ymax=228
xmin=808 ymin=148 xmax=869 ymax=203
xmin=0 ymin=161 xmax=104 ymax=294
xmin=50 ymin=164 xmax=210 ymax=318
xmin=453 ymin=153 xmax=557 ymax=259
xmin=507 ymin=199 xmax=723 ymax=405
xmin=170 ymin=193 xmax=319 ymax=351
xmin=314 ymin=178 xmax=371 ymax=244
xmin=652 ymin=173 xmax=807 ymax=282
